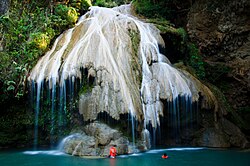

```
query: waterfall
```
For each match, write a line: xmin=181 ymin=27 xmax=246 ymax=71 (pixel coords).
xmin=29 ymin=4 xmax=205 ymax=149
xmin=57 ymin=133 xmax=82 ymax=151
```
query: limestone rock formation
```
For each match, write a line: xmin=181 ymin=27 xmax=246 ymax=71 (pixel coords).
xmin=61 ymin=122 xmax=144 ymax=156
xmin=29 ymin=4 xmax=216 ymax=131
xmin=83 ymin=122 xmax=122 ymax=146
xmin=28 ymin=2 xmax=249 ymax=150
xmin=62 ymin=133 xmax=96 ymax=156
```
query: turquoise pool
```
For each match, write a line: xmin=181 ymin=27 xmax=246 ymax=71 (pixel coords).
xmin=0 ymin=147 xmax=249 ymax=166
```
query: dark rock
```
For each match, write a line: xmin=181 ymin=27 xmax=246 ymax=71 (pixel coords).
xmin=187 ymin=0 xmax=250 ymax=142
xmin=193 ymin=128 xmax=231 ymax=148
xmin=220 ymin=118 xmax=248 ymax=148
xmin=0 ymin=0 xmax=10 ymax=15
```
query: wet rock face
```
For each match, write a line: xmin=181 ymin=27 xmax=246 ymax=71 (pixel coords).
xmin=187 ymin=0 xmax=250 ymax=125
xmin=192 ymin=119 xmax=249 ymax=148
xmin=220 ymin=118 xmax=248 ymax=147
xmin=194 ymin=128 xmax=231 ymax=148
xmin=62 ymin=122 xmax=147 ymax=156
xmin=187 ymin=0 xmax=250 ymax=57
xmin=187 ymin=0 xmax=250 ymax=147
xmin=189 ymin=108 xmax=249 ymax=148
xmin=0 ymin=0 xmax=10 ymax=15
xmin=83 ymin=122 xmax=122 ymax=146
xmin=63 ymin=133 xmax=96 ymax=156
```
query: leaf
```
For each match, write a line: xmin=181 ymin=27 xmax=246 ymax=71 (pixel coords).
xmin=7 ymin=81 xmax=16 ymax=86
xmin=7 ymin=85 xmax=15 ymax=91
xmin=15 ymin=66 xmax=22 ymax=71
xmin=15 ymin=93 xmax=24 ymax=99
xmin=22 ymin=67 xmax=27 ymax=73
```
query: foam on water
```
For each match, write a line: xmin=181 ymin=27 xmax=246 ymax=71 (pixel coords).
xmin=167 ymin=147 xmax=205 ymax=151
xmin=129 ymin=153 xmax=143 ymax=157
xmin=146 ymin=147 xmax=205 ymax=153
xmin=23 ymin=150 xmax=66 ymax=156
xmin=117 ymin=155 xmax=128 ymax=158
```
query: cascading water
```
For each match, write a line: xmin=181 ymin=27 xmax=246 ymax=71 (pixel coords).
xmin=29 ymin=4 xmax=213 ymax=150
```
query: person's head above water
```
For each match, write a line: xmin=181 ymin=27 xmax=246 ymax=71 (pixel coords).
xmin=162 ymin=153 xmax=168 ymax=159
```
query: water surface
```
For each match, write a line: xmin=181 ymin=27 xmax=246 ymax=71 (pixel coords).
xmin=1 ymin=148 xmax=249 ymax=166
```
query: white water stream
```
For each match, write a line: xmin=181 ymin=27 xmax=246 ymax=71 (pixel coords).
xmin=29 ymin=4 xmax=204 ymax=149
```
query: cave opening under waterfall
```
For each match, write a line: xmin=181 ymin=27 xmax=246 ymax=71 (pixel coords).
xmin=30 ymin=72 xmax=202 ymax=148
xmin=29 ymin=67 xmax=95 ymax=148
xmin=141 ymin=96 xmax=201 ymax=148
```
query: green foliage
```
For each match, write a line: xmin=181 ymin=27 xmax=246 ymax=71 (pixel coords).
xmin=55 ymin=4 xmax=78 ymax=25
xmin=29 ymin=32 xmax=50 ymax=50
xmin=93 ymin=0 xmax=126 ymax=8
xmin=176 ymin=28 xmax=187 ymax=41
xmin=128 ymin=29 xmax=140 ymax=56
xmin=147 ymin=18 xmax=187 ymax=40
xmin=0 ymin=0 xmax=92 ymax=147
xmin=133 ymin=0 xmax=170 ymax=19
xmin=128 ymin=28 xmax=142 ymax=85
xmin=94 ymin=0 xmax=116 ymax=7
xmin=70 ymin=0 xmax=92 ymax=11
xmin=0 ymin=3 xmax=51 ymax=102
xmin=205 ymin=63 xmax=231 ymax=85
xmin=79 ymin=77 xmax=94 ymax=95
xmin=187 ymin=43 xmax=205 ymax=79
xmin=0 ymin=104 xmax=34 ymax=147
xmin=0 ymin=0 xmax=92 ymax=103
xmin=133 ymin=0 xmax=206 ymax=80
xmin=81 ymin=0 xmax=92 ymax=8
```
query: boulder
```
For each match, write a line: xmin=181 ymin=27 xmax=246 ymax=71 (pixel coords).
xmin=62 ymin=133 xmax=96 ymax=156
xmin=83 ymin=122 xmax=122 ymax=145
xmin=220 ymin=118 xmax=248 ymax=148
xmin=61 ymin=122 xmax=145 ymax=156
xmin=193 ymin=128 xmax=231 ymax=148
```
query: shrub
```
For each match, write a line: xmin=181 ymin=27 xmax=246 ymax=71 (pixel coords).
xmin=55 ymin=4 xmax=78 ymax=25
xmin=80 ymin=0 xmax=92 ymax=9
xmin=29 ymin=32 xmax=50 ymax=51
xmin=0 ymin=0 xmax=86 ymax=102
xmin=133 ymin=0 xmax=170 ymax=19
xmin=187 ymin=43 xmax=205 ymax=79
xmin=94 ymin=0 xmax=118 ymax=8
